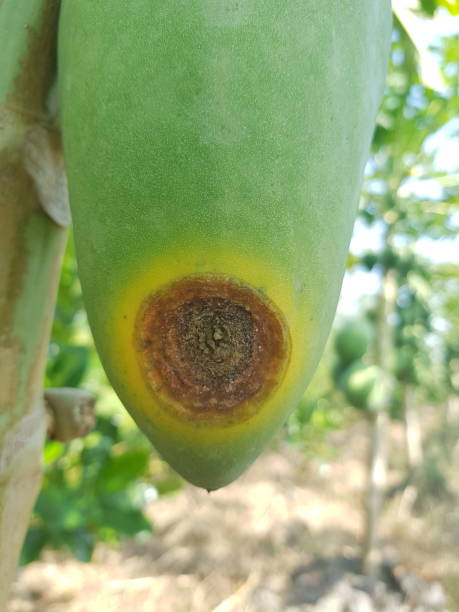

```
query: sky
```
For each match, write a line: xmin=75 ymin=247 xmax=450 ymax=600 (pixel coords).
xmin=338 ymin=8 xmax=459 ymax=316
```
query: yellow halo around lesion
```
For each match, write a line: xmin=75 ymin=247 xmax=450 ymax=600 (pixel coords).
xmin=103 ymin=244 xmax=312 ymax=444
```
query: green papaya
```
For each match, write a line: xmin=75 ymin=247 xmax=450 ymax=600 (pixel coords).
xmin=334 ymin=319 xmax=372 ymax=365
xmin=58 ymin=1 xmax=391 ymax=490
xmin=341 ymin=361 xmax=387 ymax=412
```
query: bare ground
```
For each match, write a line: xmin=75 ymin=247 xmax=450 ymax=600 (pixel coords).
xmin=8 ymin=420 xmax=459 ymax=611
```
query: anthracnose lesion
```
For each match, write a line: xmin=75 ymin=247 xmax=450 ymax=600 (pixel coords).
xmin=177 ymin=298 xmax=253 ymax=384
xmin=134 ymin=275 xmax=290 ymax=422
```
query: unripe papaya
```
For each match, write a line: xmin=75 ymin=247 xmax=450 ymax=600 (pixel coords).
xmin=58 ymin=1 xmax=391 ymax=489
xmin=335 ymin=319 xmax=372 ymax=365
xmin=341 ymin=361 xmax=387 ymax=412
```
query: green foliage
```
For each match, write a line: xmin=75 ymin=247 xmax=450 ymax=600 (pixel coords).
xmin=45 ymin=235 xmax=90 ymax=389
xmin=343 ymin=6 xmax=459 ymax=420
xmin=432 ymin=269 xmax=459 ymax=396
xmin=394 ymin=263 xmax=435 ymax=389
xmin=404 ymin=0 xmax=459 ymax=16
xmin=364 ymin=11 xmax=459 ymax=242
xmin=286 ymin=332 xmax=347 ymax=454
xmin=420 ymin=0 xmax=439 ymax=15
xmin=21 ymin=418 xmax=153 ymax=564
xmin=286 ymin=393 xmax=345 ymax=457
xmin=422 ymin=0 xmax=459 ymax=15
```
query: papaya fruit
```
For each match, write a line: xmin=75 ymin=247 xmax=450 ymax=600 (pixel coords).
xmin=341 ymin=361 xmax=387 ymax=412
xmin=58 ymin=1 xmax=391 ymax=490
xmin=334 ymin=319 xmax=372 ymax=365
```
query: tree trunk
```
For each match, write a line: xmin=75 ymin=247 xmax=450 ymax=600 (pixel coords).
xmin=404 ymin=384 xmax=423 ymax=471
xmin=362 ymin=266 xmax=397 ymax=577
xmin=0 ymin=2 xmax=67 ymax=608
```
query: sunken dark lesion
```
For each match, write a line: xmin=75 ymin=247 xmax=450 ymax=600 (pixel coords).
xmin=134 ymin=275 xmax=290 ymax=423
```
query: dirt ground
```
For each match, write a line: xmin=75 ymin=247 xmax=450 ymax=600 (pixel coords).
xmin=7 ymin=421 xmax=459 ymax=611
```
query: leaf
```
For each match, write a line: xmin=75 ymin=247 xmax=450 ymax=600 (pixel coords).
xmin=96 ymin=414 xmax=121 ymax=443
xmin=154 ymin=475 xmax=183 ymax=496
xmin=43 ymin=440 xmax=65 ymax=465
xmin=420 ymin=0 xmax=437 ymax=15
xmin=20 ymin=528 xmax=48 ymax=565
xmin=346 ymin=252 xmax=359 ymax=269
xmin=96 ymin=449 xmax=150 ymax=493
xmin=62 ymin=529 xmax=95 ymax=562
xmin=99 ymin=499 xmax=152 ymax=536
xmin=438 ymin=0 xmax=459 ymax=15
xmin=35 ymin=486 xmax=85 ymax=531
xmin=46 ymin=345 xmax=90 ymax=388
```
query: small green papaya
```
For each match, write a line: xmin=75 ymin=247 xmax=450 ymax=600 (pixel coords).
xmin=334 ymin=320 xmax=372 ymax=365
xmin=58 ymin=1 xmax=391 ymax=489
xmin=341 ymin=361 xmax=387 ymax=412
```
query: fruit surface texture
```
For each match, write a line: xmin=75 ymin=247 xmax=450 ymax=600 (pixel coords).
xmin=59 ymin=1 xmax=391 ymax=489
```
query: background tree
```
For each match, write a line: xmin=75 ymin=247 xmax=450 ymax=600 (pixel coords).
xmin=332 ymin=0 xmax=459 ymax=575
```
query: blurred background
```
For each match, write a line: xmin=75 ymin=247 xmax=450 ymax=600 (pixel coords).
xmin=9 ymin=2 xmax=459 ymax=611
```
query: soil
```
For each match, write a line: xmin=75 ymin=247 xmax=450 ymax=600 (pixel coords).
xmin=7 ymin=420 xmax=459 ymax=611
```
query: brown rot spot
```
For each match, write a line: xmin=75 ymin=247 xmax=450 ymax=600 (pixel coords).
xmin=134 ymin=275 xmax=290 ymax=423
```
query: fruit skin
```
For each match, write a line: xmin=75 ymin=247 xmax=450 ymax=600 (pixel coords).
xmin=58 ymin=1 xmax=391 ymax=490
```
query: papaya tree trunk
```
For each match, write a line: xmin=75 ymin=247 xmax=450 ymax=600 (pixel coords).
xmin=362 ymin=265 xmax=397 ymax=576
xmin=404 ymin=384 xmax=423 ymax=472
xmin=0 ymin=1 xmax=67 ymax=608
xmin=396 ymin=385 xmax=423 ymax=519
